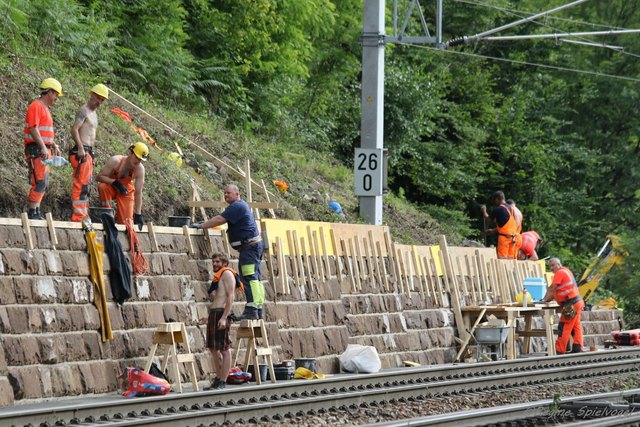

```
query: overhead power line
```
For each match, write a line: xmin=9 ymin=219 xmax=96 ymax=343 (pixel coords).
xmin=406 ymin=43 xmax=640 ymax=83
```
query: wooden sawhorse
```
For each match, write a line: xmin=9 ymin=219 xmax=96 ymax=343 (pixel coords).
xmin=233 ymin=319 xmax=276 ymax=385
xmin=145 ymin=322 xmax=199 ymax=393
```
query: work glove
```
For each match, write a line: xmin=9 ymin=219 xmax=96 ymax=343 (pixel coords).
xmin=133 ymin=213 xmax=144 ymax=231
xmin=112 ymin=180 xmax=128 ymax=195
xmin=190 ymin=221 xmax=203 ymax=229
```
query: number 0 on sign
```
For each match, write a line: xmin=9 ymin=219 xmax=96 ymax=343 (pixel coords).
xmin=354 ymin=148 xmax=383 ymax=196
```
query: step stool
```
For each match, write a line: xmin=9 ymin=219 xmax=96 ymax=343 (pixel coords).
xmin=145 ymin=322 xmax=199 ymax=393
xmin=233 ymin=319 xmax=276 ymax=385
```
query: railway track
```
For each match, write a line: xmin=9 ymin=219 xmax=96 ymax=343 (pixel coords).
xmin=3 ymin=348 xmax=640 ymax=427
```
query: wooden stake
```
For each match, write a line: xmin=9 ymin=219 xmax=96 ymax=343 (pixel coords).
xmin=384 ymin=229 xmax=400 ymax=291
xmin=376 ymin=240 xmax=390 ymax=292
xmin=368 ymin=231 xmax=382 ymax=289
xmin=261 ymin=179 xmax=277 ymax=219
xmin=299 ymin=236 xmax=315 ymax=293
xmin=220 ymin=229 xmax=231 ymax=260
xmin=45 ymin=212 xmax=57 ymax=250
xmin=146 ymin=222 xmax=159 ymax=252
xmin=244 ymin=159 xmax=260 ymax=220
xmin=340 ymin=238 xmax=357 ymax=293
xmin=363 ymin=238 xmax=374 ymax=291
xmin=21 ymin=212 xmax=34 ymax=250
xmin=396 ymin=247 xmax=407 ymax=294
xmin=260 ymin=222 xmax=276 ymax=298
xmin=349 ymin=238 xmax=362 ymax=292
xmin=306 ymin=226 xmax=320 ymax=281
xmin=329 ymin=228 xmax=344 ymax=286
xmin=292 ymin=230 xmax=305 ymax=286
xmin=183 ymin=225 xmax=194 ymax=255
xmin=286 ymin=231 xmax=300 ymax=286
xmin=439 ymin=235 xmax=467 ymax=340
xmin=353 ymin=237 xmax=365 ymax=286
xmin=319 ymin=227 xmax=331 ymax=281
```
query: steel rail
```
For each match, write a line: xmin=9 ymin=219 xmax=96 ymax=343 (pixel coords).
xmin=2 ymin=348 xmax=640 ymax=426
xmin=365 ymin=388 xmax=640 ymax=427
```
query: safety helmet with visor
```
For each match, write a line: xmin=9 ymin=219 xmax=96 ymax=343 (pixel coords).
xmin=130 ymin=142 xmax=149 ymax=161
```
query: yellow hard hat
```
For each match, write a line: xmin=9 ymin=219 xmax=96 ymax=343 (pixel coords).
xmin=90 ymin=83 xmax=109 ymax=99
xmin=39 ymin=78 xmax=63 ymax=96
xmin=129 ymin=142 xmax=149 ymax=161
xmin=167 ymin=152 xmax=183 ymax=167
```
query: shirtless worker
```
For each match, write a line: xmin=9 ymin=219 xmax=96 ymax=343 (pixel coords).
xmin=202 ymin=253 xmax=238 ymax=390
xmin=96 ymin=142 xmax=147 ymax=229
xmin=69 ymin=84 xmax=108 ymax=222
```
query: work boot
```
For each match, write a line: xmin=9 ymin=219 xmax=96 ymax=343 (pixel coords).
xmin=213 ymin=378 xmax=226 ymax=390
xmin=237 ymin=306 xmax=259 ymax=321
xmin=257 ymin=307 xmax=264 ymax=320
xmin=571 ymin=344 xmax=583 ymax=353
xmin=27 ymin=208 xmax=44 ymax=220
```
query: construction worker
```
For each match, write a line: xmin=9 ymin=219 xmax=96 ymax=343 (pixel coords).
xmin=506 ymin=199 xmax=523 ymax=234
xmin=542 ymin=257 xmax=584 ymax=354
xmin=192 ymin=184 xmax=265 ymax=320
xmin=23 ymin=78 xmax=63 ymax=220
xmin=200 ymin=253 xmax=237 ymax=390
xmin=96 ymin=143 xmax=147 ymax=229
xmin=481 ymin=191 xmax=522 ymax=259
xmin=518 ymin=230 xmax=542 ymax=261
xmin=69 ymin=84 xmax=109 ymax=222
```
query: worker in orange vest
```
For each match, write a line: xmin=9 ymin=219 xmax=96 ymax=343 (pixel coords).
xmin=23 ymin=78 xmax=63 ymax=220
xmin=69 ymin=84 xmax=109 ymax=222
xmin=481 ymin=191 xmax=522 ymax=259
xmin=518 ymin=230 xmax=542 ymax=260
xmin=96 ymin=143 xmax=148 ymax=229
xmin=542 ymin=257 xmax=584 ymax=354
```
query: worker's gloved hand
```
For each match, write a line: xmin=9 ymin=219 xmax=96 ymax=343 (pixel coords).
xmin=190 ymin=221 xmax=203 ymax=229
xmin=112 ymin=180 xmax=128 ymax=195
xmin=133 ymin=213 xmax=144 ymax=231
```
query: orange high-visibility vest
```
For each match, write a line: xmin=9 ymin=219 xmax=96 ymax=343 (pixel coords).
xmin=24 ymin=100 xmax=54 ymax=146
xmin=553 ymin=266 xmax=580 ymax=303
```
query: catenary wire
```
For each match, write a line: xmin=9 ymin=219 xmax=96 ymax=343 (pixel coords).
xmin=404 ymin=42 xmax=640 ymax=83
xmin=451 ymin=0 xmax=640 ymax=58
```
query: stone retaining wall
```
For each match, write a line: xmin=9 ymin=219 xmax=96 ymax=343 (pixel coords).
xmin=0 ymin=222 xmax=624 ymax=406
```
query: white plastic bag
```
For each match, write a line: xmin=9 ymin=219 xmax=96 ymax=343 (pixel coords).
xmin=339 ymin=344 xmax=381 ymax=373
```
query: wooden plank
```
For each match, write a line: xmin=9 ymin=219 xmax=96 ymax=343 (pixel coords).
xmin=292 ymin=230 xmax=305 ymax=286
xmin=286 ymin=231 xmax=300 ymax=286
xmin=276 ymin=236 xmax=290 ymax=294
xmin=312 ymin=230 xmax=326 ymax=281
xmin=147 ymin=222 xmax=159 ymax=252
xmin=376 ymin=240 xmax=390 ymax=292
xmin=466 ymin=255 xmax=478 ymax=305
xmin=45 ymin=212 xmax=58 ymax=250
xmin=220 ymin=229 xmax=231 ymax=260
xmin=476 ymin=251 xmax=488 ymax=303
xmin=455 ymin=307 xmax=487 ymax=362
xmin=261 ymin=179 xmax=277 ymax=219
xmin=368 ymin=231 xmax=382 ymax=290
xmin=362 ymin=237 xmax=374 ymax=290
xmin=349 ymin=238 xmax=362 ymax=292
xmin=319 ymin=227 xmax=332 ymax=281
xmin=429 ymin=257 xmax=445 ymax=307
xmin=188 ymin=201 xmax=278 ymax=209
xmin=299 ymin=236 xmax=315 ymax=293
xmin=260 ymin=222 xmax=277 ymax=299
xmin=329 ymin=228 xmax=344 ymax=286
xmin=20 ymin=213 xmax=35 ymax=250
xmin=439 ymin=235 xmax=467 ymax=340
xmin=307 ymin=226 xmax=320 ymax=282
xmin=340 ymin=238 xmax=357 ymax=293
xmin=188 ymin=141 xmax=277 ymax=201
xmin=456 ymin=257 xmax=470 ymax=306
xmin=183 ymin=225 xmax=194 ymax=255
xmin=353 ymin=237 xmax=365 ymax=287
xmin=384 ymin=229 xmax=400 ymax=292
xmin=396 ymin=248 xmax=407 ymax=294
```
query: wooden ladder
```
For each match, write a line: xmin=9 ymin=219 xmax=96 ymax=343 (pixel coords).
xmin=233 ymin=319 xmax=276 ymax=385
xmin=145 ymin=322 xmax=199 ymax=393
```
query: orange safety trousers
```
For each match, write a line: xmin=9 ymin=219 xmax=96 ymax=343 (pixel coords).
xmin=98 ymin=181 xmax=134 ymax=225
xmin=69 ymin=152 xmax=94 ymax=222
xmin=497 ymin=233 xmax=523 ymax=259
xmin=26 ymin=147 xmax=51 ymax=203
xmin=556 ymin=299 xmax=585 ymax=354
